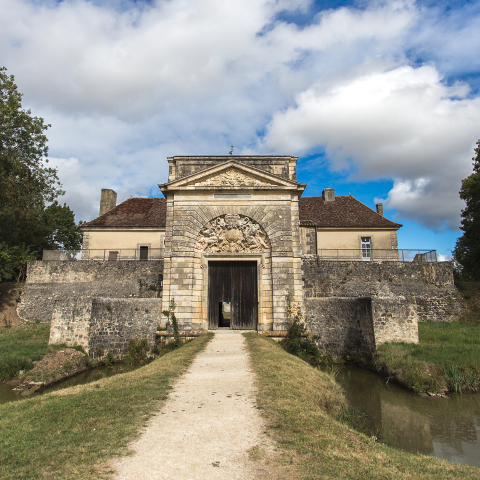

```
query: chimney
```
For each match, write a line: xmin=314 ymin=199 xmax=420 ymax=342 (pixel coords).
xmin=322 ymin=188 xmax=335 ymax=202
xmin=376 ymin=203 xmax=384 ymax=216
xmin=99 ymin=189 xmax=117 ymax=216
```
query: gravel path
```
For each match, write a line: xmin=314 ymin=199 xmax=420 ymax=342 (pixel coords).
xmin=112 ymin=332 xmax=279 ymax=480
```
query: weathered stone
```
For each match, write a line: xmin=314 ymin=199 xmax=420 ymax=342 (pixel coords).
xmin=49 ymin=297 xmax=160 ymax=358
xmin=18 ymin=260 xmax=163 ymax=323
xmin=302 ymin=258 xmax=462 ymax=322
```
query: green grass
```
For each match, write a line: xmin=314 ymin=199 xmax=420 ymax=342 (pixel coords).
xmin=0 ymin=332 xmax=212 ymax=480
xmin=373 ymin=322 xmax=480 ymax=392
xmin=0 ymin=323 xmax=67 ymax=380
xmin=245 ymin=333 xmax=480 ymax=480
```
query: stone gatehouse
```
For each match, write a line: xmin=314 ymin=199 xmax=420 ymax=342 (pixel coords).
xmin=19 ymin=155 xmax=462 ymax=358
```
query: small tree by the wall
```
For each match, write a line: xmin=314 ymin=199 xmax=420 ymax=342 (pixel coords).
xmin=280 ymin=296 xmax=335 ymax=369
xmin=163 ymin=298 xmax=180 ymax=347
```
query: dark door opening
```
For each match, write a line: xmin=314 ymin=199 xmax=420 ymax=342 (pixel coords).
xmin=208 ymin=261 xmax=257 ymax=330
xmin=219 ymin=302 xmax=231 ymax=327
xmin=139 ymin=246 xmax=149 ymax=260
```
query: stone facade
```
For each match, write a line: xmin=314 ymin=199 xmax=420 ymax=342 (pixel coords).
xmin=159 ymin=157 xmax=305 ymax=332
xmin=167 ymin=155 xmax=299 ymax=182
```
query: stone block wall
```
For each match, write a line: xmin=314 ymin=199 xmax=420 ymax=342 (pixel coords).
xmin=19 ymin=260 xmax=163 ymax=323
xmin=89 ymin=298 xmax=160 ymax=358
xmin=300 ymin=226 xmax=316 ymax=255
xmin=50 ymin=297 xmax=92 ymax=351
xmin=302 ymin=258 xmax=457 ymax=357
xmin=304 ymin=296 xmax=419 ymax=358
xmin=302 ymin=258 xmax=462 ymax=322
xmin=305 ymin=297 xmax=375 ymax=357
xmin=371 ymin=297 xmax=418 ymax=345
xmin=50 ymin=297 xmax=161 ymax=358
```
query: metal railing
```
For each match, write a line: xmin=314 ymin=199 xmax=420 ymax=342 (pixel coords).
xmin=42 ymin=250 xmax=82 ymax=260
xmin=43 ymin=248 xmax=437 ymax=262
xmin=316 ymin=249 xmax=437 ymax=262
xmin=43 ymin=248 xmax=164 ymax=261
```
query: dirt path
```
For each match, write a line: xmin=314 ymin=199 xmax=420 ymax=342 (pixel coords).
xmin=112 ymin=332 xmax=281 ymax=480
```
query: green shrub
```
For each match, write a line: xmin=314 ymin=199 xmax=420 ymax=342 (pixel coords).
xmin=101 ymin=352 xmax=115 ymax=367
xmin=126 ymin=338 xmax=149 ymax=363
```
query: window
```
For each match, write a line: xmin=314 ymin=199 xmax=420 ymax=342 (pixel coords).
xmin=139 ymin=246 xmax=149 ymax=260
xmin=361 ymin=237 xmax=371 ymax=261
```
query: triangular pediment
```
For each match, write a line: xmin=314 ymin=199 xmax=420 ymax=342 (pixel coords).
xmin=184 ymin=167 xmax=279 ymax=187
xmin=160 ymin=160 xmax=301 ymax=191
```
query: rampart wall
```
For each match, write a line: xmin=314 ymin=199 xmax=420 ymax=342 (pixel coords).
xmin=302 ymin=258 xmax=462 ymax=322
xmin=302 ymin=259 xmax=460 ymax=357
xmin=304 ymin=296 xmax=419 ymax=357
xmin=50 ymin=297 xmax=160 ymax=358
xmin=18 ymin=260 xmax=163 ymax=323
xmin=20 ymin=257 xmax=462 ymax=359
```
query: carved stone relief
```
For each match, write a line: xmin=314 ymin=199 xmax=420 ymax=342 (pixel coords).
xmin=192 ymin=168 xmax=275 ymax=187
xmin=197 ymin=214 xmax=270 ymax=253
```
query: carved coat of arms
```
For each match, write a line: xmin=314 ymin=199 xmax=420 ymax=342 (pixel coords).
xmin=197 ymin=214 xmax=270 ymax=253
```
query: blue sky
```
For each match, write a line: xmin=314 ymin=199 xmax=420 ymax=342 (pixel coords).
xmin=1 ymin=0 xmax=480 ymax=258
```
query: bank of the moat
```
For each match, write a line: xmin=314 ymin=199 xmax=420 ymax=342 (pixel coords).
xmin=5 ymin=348 xmax=93 ymax=396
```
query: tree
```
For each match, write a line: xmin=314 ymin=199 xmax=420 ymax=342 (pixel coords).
xmin=453 ymin=140 xmax=480 ymax=280
xmin=0 ymin=67 xmax=81 ymax=281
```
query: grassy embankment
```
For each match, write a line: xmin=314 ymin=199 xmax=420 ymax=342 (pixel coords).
xmin=0 ymin=332 xmax=212 ymax=480
xmin=0 ymin=323 xmax=65 ymax=380
xmin=245 ymin=333 xmax=480 ymax=480
xmin=373 ymin=282 xmax=480 ymax=393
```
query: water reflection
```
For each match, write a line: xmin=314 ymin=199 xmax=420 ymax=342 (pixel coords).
xmin=0 ymin=363 xmax=139 ymax=404
xmin=336 ymin=365 xmax=480 ymax=466
xmin=0 ymin=382 xmax=21 ymax=404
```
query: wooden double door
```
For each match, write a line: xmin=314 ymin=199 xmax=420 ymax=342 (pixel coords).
xmin=208 ymin=261 xmax=258 ymax=330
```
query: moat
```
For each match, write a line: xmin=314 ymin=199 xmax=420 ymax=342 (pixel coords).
xmin=336 ymin=365 xmax=480 ymax=467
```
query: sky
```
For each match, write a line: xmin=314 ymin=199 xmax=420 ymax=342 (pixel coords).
xmin=1 ymin=0 xmax=480 ymax=258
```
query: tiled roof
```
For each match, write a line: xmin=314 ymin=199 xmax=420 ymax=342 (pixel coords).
xmin=82 ymin=195 xmax=401 ymax=230
xmin=299 ymin=196 xmax=402 ymax=229
xmin=82 ymin=198 xmax=166 ymax=228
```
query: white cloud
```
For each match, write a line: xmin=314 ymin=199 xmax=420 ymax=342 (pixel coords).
xmin=261 ymin=65 xmax=480 ymax=229
xmin=0 ymin=0 xmax=479 ymax=232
